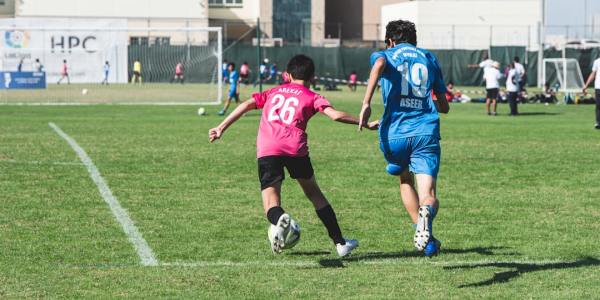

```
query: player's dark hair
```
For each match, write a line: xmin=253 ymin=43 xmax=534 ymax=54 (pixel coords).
xmin=228 ymin=62 xmax=235 ymax=69
xmin=385 ymin=19 xmax=417 ymax=46
xmin=514 ymin=56 xmax=520 ymax=63
xmin=286 ymin=54 xmax=315 ymax=81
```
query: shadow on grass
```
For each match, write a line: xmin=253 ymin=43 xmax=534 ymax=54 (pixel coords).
xmin=512 ymin=112 xmax=561 ymax=116
xmin=289 ymin=250 xmax=331 ymax=256
xmin=444 ymin=257 xmax=600 ymax=288
xmin=318 ymin=246 xmax=518 ymax=268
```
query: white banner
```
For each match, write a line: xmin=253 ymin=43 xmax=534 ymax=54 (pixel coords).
xmin=0 ymin=18 xmax=128 ymax=84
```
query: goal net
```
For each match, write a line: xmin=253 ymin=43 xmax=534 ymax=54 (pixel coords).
xmin=542 ymin=58 xmax=584 ymax=93
xmin=0 ymin=26 xmax=222 ymax=105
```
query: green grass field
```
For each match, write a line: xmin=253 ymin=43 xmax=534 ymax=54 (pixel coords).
xmin=1 ymin=85 xmax=599 ymax=298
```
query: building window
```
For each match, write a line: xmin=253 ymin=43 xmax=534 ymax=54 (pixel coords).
xmin=130 ymin=36 xmax=170 ymax=46
xmin=209 ymin=0 xmax=242 ymax=7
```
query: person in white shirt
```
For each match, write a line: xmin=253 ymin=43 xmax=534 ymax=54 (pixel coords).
xmin=514 ymin=56 xmax=526 ymax=93
xmin=483 ymin=61 xmax=502 ymax=116
xmin=506 ymin=63 xmax=520 ymax=116
xmin=33 ymin=58 xmax=43 ymax=72
xmin=583 ymin=57 xmax=600 ymax=129
xmin=468 ymin=51 xmax=493 ymax=70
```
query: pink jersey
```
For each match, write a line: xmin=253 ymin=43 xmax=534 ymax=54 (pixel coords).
xmin=240 ymin=64 xmax=249 ymax=75
xmin=253 ymin=83 xmax=332 ymax=158
xmin=349 ymin=74 xmax=357 ymax=83
xmin=62 ymin=64 xmax=68 ymax=75
xmin=175 ymin=63 xmax=183 ymax=74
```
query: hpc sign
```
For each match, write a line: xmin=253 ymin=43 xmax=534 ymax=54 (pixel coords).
xmin=0 ymin=18 xmax=128 ymax=84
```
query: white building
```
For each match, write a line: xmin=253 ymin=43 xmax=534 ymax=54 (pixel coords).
xmin=2 ymin=0 xmax=209 ymax=45
xmin=381 ymin=0 xmax=542 ymax=50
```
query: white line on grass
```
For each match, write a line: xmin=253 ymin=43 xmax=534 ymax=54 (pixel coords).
xmin=0 ymin=159 xmax=83 ymax=166
xmin=49 ymin=122 xmax=159 ymax=266
xmin=159 ymin=258 xmax=579 ymax=269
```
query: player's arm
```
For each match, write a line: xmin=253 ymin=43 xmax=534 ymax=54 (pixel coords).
xmin=433 ymin=91 xmax=450 ymax=114
xmin=359 ymin=57 xmax=385 ymax=131
xmin=321 ymin=107 xmax=378 ymax=130
xmin=209 ymin=99 xmax=257 ymax=142
xmin=583 ymin=70 xmax=596 ymax=93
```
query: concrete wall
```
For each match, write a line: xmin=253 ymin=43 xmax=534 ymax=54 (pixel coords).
xmin=16 ymin=0 xmax=208 ymax=19
xmin=381 ymin=0 xmax=541 ymax=50
xmin=208 ymin=0 xmax=259 ymax=21
xmin=363 ymin=0 xmax=404 ymax=41
xmin=208 ymin=0 xmax=271 ymax=41
xmin=311 ymin=0 xmax=325 ymax=46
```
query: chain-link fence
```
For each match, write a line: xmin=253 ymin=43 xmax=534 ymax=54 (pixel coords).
xmin=211 ymin=19 xmax=600 ymax=51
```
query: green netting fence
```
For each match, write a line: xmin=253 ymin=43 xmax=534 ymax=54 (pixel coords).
xmin=128 ymin=44 xmax=600 ymax=87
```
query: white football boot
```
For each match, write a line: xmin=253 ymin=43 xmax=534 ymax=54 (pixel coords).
xmin=267 ymin=213 xmax=291 ymax=254
xmin=336 ymin=238 xmax=359 ymax=257
xmin=414 ymin=206 xmax=432 ymax=251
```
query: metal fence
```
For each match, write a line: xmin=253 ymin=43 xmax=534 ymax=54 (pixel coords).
xmin=210 ymin=19 xmax=600 ymax=50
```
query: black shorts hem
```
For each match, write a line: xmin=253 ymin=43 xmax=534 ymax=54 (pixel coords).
xmin=257 ymin=155 xmax=314 ymax=190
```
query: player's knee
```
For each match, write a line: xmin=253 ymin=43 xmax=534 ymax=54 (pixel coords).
xmin=386 ymin=164 xmax=403 ymax=176
xmin=421 ymin=194 xmax=438 ymax=206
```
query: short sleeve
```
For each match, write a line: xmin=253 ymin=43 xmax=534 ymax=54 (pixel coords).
xmin=253 ymin=91 xmax=269 ymax=109
xmin=313 ymin=95 xmax=332 ymax=112
xmin=593 ymin=60 xmax=599 ymax=72
xmin=479 ymin=61 xmax=486 ymax=68
xmin=428 ymin=53 xmax=446 ymax=94
xmin=370 ymin=51 xmax=386 ymax=67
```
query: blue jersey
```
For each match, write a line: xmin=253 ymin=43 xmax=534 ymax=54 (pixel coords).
xmin=229 ymin=70 xmax=239 ymax=90
xmin=371 ymin=44 xmax=446 ymax=141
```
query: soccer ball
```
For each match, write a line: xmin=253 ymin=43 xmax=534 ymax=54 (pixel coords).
xmin=81 ymin=89 xmax=88 ymax=95
xmin=282 ymin=219 xmax=300 ymax=249
xmin=197 ymin=107 xmax=206 ymax=116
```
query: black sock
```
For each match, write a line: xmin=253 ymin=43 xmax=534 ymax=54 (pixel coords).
xmin=266 ymin=206 xmax=285 ymax=226
xmin=316 ymin=205 xmax=345 ymax=245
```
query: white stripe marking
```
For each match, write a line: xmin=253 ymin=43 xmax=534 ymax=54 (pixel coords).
xmin=159 ymin=258 xmax=576 ymax=268
xmin=0 ymin=159 xmax=82 ymax=166
xmin=49 ymin=122 xmax=159 ymax=266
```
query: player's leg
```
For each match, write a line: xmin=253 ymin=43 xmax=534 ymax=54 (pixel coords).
xmin=595 ymin=89 xmax=600 ymax=129
xmin=67 ymin=74 xmax=70 ymax=84
xmin=180 ymin=75 xmax=184 ymax=84
xmin=399 ymin=170 xmax=419 ymax=224
xmin=409 ymin=136 xmax=441 ymax=255
xmin=289 ymin=156 xmax=358 ymax=257
xmin=258 ymin=156 xmax=291 ymax=253
xmin=485 ymin=89 xmax=491 ymax=115
xmin=492 ymin=89 xmax=498 ymax=115
xmin=509 ymin=92 xmax=518 ymax=115
xmin=382 ymin=139 xmax=415 ymax=222
xmin=219 ymin=97 xmax=232 ymax=116
xmin=414 ymin=173 xmax=441 ymax=256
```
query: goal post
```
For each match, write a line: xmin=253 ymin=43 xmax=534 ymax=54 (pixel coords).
xmin=0 ymin=26 xmax=223 ymax=105
xmin=541 ymin=58 xmax=584 ymax=93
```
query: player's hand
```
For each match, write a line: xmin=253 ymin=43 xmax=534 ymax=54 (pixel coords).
xmin=582 ymin=87 xmax=587 ymax=95
xmin=208 ymin=127 xmax=223 ymax=143
xmin=358 ymin=104 xmax=371 ymax=131
xmin=367 ymin=120 xmax=379 ymax=130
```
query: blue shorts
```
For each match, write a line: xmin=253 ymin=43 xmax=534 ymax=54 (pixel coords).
xmin=380 ymin=135 xmax=441 ymax=178
xmin=228 ymin=89 xmax=239 ymax=99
